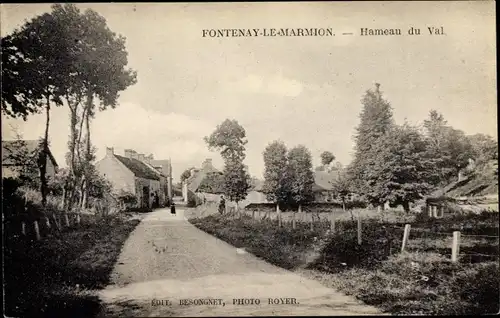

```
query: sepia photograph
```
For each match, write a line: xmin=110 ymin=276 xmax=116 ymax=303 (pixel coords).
xmin=1 ymin=1 xmax=498 ymax=317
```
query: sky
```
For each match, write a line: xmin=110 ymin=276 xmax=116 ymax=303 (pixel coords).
xmin=1 ymin=2 xmax=497 ymax=182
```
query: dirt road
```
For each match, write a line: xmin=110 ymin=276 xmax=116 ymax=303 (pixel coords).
xmin=98 ymin=208 xmax=382 ymax=316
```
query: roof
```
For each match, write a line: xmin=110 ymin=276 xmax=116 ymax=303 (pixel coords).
xmin=2 ymin=139 xmax=58 ymax=167
xmin=187 ymin=164 xmax=221 ymax=192
xmin=250 ymin=178 xmax=264 ymax=192
xmin=115 ymin=155 xmax=160 ymax=180
xmin=150 ymin=159 xmax=172 ymax=176
xmin=312 ymin=170 xmax=340 ymax=192
xmin=428 ymin=159 xmax=498 ymax=199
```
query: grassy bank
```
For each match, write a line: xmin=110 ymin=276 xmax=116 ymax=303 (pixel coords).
xmin=190 ymin=213 xmax=499 ymax=315
xmin=4 ymin=213 xmax=140 ymax=317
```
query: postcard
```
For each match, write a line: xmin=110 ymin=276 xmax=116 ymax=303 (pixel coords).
xmin=2 ymin=2 xmax=497 ymax=317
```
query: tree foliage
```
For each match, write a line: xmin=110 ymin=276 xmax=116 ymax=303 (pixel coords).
xmin=330 ymin=170 xmax=351 ymax=206
xmin=348 ymin=83 xmax=394 ymax=200
xmin=205 ymin=119 xmax=250 ymax=204
xmin=2 ymin=4 xmax=137 ymax=210
xmin=320 ymin=151 xmax=335 ymax=166
xmin=204 ymin=119 xmax=248 ymax=162
xmin=367 ymin=123 xmax=437 ymax=211
xmin=222 ymin=159 xmax=251 ymax=203
xmin=180 ymin=168 xmax=194 ymax=183
xmin=262 ymin=141 xmax=290 ymax=205
xmin=423 ymin=110 xmax=474 ymax=183
xmin=287 ymin=145 xmax=315 ymax=206
xmin=198 ymin=172 xmax=225 ymax=194
xmin=468 ymin=133 xmax=498 ymax=164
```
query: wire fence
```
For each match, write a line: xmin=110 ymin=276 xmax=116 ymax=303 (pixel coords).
xmin=219 ymin=207 xmax=499 ymax=265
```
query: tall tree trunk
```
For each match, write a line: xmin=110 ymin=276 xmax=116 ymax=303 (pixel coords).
xmin=85 ymin=92 xmax=93 ymax=160
xmin=82 ymin=92 xmax=93 ymax=211
xmin=67 ymin=101 xmax=80 ymax=210
xmin=40 ymin=99 xmax=50 ymax=206
xmin=80 ymin=175 xmax=87 ymax=210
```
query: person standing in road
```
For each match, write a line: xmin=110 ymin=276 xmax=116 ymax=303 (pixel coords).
xmin=218 ymin=195 xmax=225 ymax=214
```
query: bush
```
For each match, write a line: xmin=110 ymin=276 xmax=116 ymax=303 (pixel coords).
xmin=310 ymin=220 xmax=404 ymax=271
xmin=187 ymin=190 xmax=202 ymax=207
xmin=2 ymin=178 xmax=24 ymax=218
xmin=190 ymin=214 xmax=321 ymax=269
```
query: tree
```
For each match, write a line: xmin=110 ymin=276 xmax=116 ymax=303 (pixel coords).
xmin=348 ymin=83 xmax=394 ymax=206
xmin=468 ymin=133 xmax=498 ymax=164
xmin=320 ymin=151 xmax=335 ymax=167
xmin=262 ymin=141 xmax=290 ymax=209
xmin=223 ymin=159 xmax=251 ymax=205
xmin=2 ymin=4 xmax=137 ymax=209
xmin=423 ymin=110 xmax=474 ymax=183
xmin=198 ymin=172 xmax=225 ymax=194
xmin=331 ymin=170 xmax=350 ymax=210
xmin=288 ymin=145 xmax=315 ymax=211
xmin=180 ymin=168 xmax=194 ymax=183
xmin=368 ymin=123 xmax=436 ymax=212
xmin=205 ymin=119 xmax=250 ymax=209
xmin=204 ymin=119 xmax=247 ymax=162
xmin=2 ymin=27 xmax=65 ymax=206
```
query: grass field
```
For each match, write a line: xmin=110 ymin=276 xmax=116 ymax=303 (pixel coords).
xmin=190 ymin=210 xmax=499 ymax=315
xmin=4 ymin=212 xmax=140 ymax=317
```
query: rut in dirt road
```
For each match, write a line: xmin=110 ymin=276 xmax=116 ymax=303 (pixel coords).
xmin=98 ymin=208 xmax=383 ymax=317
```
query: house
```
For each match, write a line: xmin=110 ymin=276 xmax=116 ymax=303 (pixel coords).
xmin=149 ymin=158 xmax=173 ymax=204
xmin=312 ymin=170 xmax=340 ymax=202
xmin=2 ymin=139 xmax=58 ymax=180
xmin=240 ymin=178 xmax=269 ymax=207
xmin=423 ymin=159 xmax=499 ymax=217
xmin=182 ymin=158 xmax=222 ymax=203
xmin=95 ymin=148 xmax=172 ymax=210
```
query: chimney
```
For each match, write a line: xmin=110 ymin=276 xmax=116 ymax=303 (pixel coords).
xmin=138 ymin=153 xmax=146 ymax=162
xmin=124 ymin=149 xmax=138 ymax=160
xmin=124 ymin=149 xmax=134 ymax=158
xmin=106 ymin=147 xmax=114 ymax=156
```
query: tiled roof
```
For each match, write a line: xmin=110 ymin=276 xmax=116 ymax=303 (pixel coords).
xmin=312 ymin=170 xmax=340 ymax=192
xmin=150 ymin=159 xmax=171 ymax=176
xmin=2 ymin=139 xmax=58 ymax=167
xmin=250 ymin=178 xmax=264 ymax=191
xmin=187 ymin=165 xmax=221 ymax=192
xmin=115 ymin=155 xmax=160 ymax=180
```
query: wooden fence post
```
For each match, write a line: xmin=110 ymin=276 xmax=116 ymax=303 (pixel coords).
xmin=451 ymin=231 xmax=461 ymax=262
xmin=401 ymin=224 xmax=411 ymax=252
xmin=252 ymin=210 xmax=255 ymax=219
xmin=45 ymin=216 xmax=51 ymax=229
xmin=292 ymin=211 xmax=296 ymax=230
xmin=76 ymin=213 xmax=81 ymax=225
xmin=357 ymin=211 xmax=362 ymax=245
xmin=330 ymin=210 xmax=336 ymax=233
xmin=277 ymin=204 xmax=282 ymax=227
xmin=34 ymin=220 xmax=41 ymax=241
xmin=21 ymin=222 xmax=26 ymax=236
xmin=64 ymin=213 xmax=70 ymax=227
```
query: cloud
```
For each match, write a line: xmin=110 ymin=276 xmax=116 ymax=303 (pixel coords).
xmin=92 ymin=102 xmax=214 ymax=161
xmin=229 ymin=73 xmax=303 ymax=97
xmin=1 ymin=103 xmax=217 ymax=181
